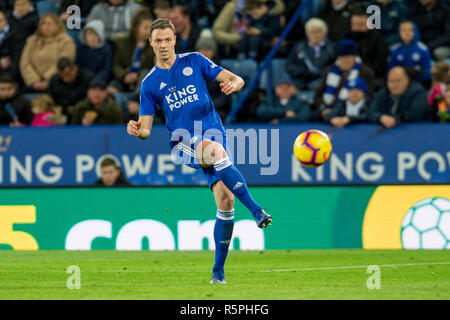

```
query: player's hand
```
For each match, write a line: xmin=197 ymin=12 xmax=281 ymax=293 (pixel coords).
xmin=127 ymin=120 xmax=141 ymax=137
xmin=220 ymin=79 xmax=236 ymax=95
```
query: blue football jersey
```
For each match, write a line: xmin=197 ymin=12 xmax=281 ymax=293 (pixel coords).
xmin=139 ymin=52 xmax=225 ymax=136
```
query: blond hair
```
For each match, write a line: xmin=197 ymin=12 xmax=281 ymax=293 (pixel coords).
xmin=305 ymin=18 xmax=328 ymax=36
xmin=35 ymin=13 xmax=66 ymax=39
xmin=31 ymin=94 xmax=55 ymax=112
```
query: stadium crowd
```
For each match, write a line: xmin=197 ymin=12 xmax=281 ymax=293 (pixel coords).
xmin=0 ymin=0 xmax=449 ymax=128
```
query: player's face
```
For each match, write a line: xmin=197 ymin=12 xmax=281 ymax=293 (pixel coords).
xmin=150 ymin=28 xmax=176 ymax=61
xmin=100 ymin=165 xmax=120 ymax=186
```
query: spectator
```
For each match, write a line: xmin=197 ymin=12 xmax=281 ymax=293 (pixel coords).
xmin=236 ymin=0 xmax=281 ymax=61
xmin=87 ymin=0 xmax=142 ymax=41
xmin=30 ymin=94 xmax=67 ymax=127
xmin=440 ymin=81 xmax=450 ymax=122
xmin=428 ymin=62 xmax=449 ymax=121
xmin=368 ymin=66 xmax=429 ymax=128
xmin=19 ymin=13 xmax=76 ymax=92
xmin=71 ymin=79 xmax=123 ymax=126
xmin=256 ymin=77 xmax=310 ymax=123
xmin=123 ymin=92 xmax=140 ymax=123
xmin=348 ymin=8 xmax=389 ymax=89
xmin=0 ymin=8 xmax=21 ymax=79
xmin=212 ymin=0 xmax=284 ymax=58
xmin=0 ymin=73 xmax=32 ymax=126
xmin=287 ymin=17 xmax=335 ymax=90
xmin=388 ymin=20 xmax=432 ymax=87
xmin=408 ymin=0 xmax=450 ymax=60
xmin=170 ymin=5 xmax=201 ymax=54
xmin=314 ymin=39 xmax=375 ymax=121
xmin=93 ymin=157 xmax=132 ymax=187
xmin=317 ymin=0 xmax=355 ymax=43
xmin=8 ymin=0 xmax=39 ymax=53
xmin=367 ymin=0 xmax=407 ymax=44
xmin=110 ymin=7 xmax=155 ymax=93
xmin=326 ymin=77 xmax=370 ymax=127
xmin=196 ymin=30 xmax=232 ymax=121
xmin=48 ymin=57 xmax=94 ymax=116
xmin=152 ymin=0 xmax=171 ymax=20
xmin=77 ymin=20 xmax=113 ymax=84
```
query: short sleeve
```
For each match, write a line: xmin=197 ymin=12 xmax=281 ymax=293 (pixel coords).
xmin=195 ymin=52 xmax=223 ymax=81
xmin=139 ymin=80 xmax=156 ymax=116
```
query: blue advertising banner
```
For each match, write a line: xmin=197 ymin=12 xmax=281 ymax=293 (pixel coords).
xmin=0 ymin=123 xmax=449 ymax=186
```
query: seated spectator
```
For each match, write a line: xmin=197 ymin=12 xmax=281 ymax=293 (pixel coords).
xmin=124 ymin=92 xmax=139 ymax=123
xmin=348 ymin=8 xmax=389 ymax=89
xmin=169 ymin=5 xmax=201 ymax=54
xmin=152 ymin=0 xmax=171 ymax=19
xmin=388 ymin=20 xmax=432 ymax=88
xmin=8 ymin=0 xmax=39 ymax=53
xmin=212 ymin=0 xmax=284 ymax=58
xmin=71 ymin=79 xmax=123 ymax=126
xmin=196 ymin=30 xmax=232 ymax=121
xmin=317 ymin=0 xmax=355 ymax=43
xmin=110 ymin=7 xmax=155 ymax=93
xmin=87 ymin=0 xmax=142 ymax=41
xmin=236 ymin=0 xmax=280 ymax=61
xmin=287 ymin=17 xmax=335 ymax=90
xmin=30 ymin=94 xmax=67 ymax=127
xmin=428 ymin=62 xmax=449 ymax=121
xmin=368 ymin=66 xmax=429 ymax=128
xmin=20 ymin=13 xmax=76 ymax=93
xmin=48 ymin=57 xmax=94 ymax=116
xmin=326 ymin=77 xmax=369 ymax=127
xmin=0 ymin=73 xmax=32 ymax=126
xmin=439 ymin=81 xmax=450 ymax=122
xmin=314 ymin=39 xmax=375 ymax=121
xmin=256 ymin=77 xmax=310 ymax=123
xmin=408 ymin=0 xmax=450 ymax=60
xmin=93 ymin=157 xmax=132 ymax=187
xmin=77 ymin=20 xmax=113 ymax=84
xmin=0 ymin=8 xmax=21 ymax=79
xmin=367 ymin=0 xmax=407 ymax=44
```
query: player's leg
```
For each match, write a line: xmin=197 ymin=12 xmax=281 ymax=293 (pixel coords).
xmin=196 ymin=140 xmax=272 ymax=228
xmin=210 ymin=180 xmax=235 ymax=284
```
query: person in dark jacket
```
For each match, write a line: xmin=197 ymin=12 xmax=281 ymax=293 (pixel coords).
xmin=93 ymin=157 xmax=132 ymax=187
xmin=256 ymin=77 xmax=310 ymax=123
xmin=388 ymin=20 xmax=432 ymax=87
xmin=0 ymin=73 xmax=32 ymax=126
xmin=368 ymin=66 xmax=429 ymax=128
xmin=348 ymin=8 xmax=389 ymax=89
xmin=109 ymin=7 xmax=155 ymax=93
xmin=76 ymin=20 xmax=113 ymax=84
xmin=0 ymin=9 xmax=21 ymax=80
xmin=367 ymin=0 xmax=407 ymax=44
xmin=170 ymin=4 xmax=201 ymax=54
xmin=317 ymin=0 xmax=356 ymax=43
xmin=236 ymin=0 xmax=280 ymax=61
xmin=408 ymin=0 xmax=450 ymax=60
xmin=71 ymin=78 xmax=123 ymax=126
xmin=287 ymin=17 xmax=335 ymax=90
xmin=7 ymin=0 xmax=39 ymax=52
xmin=326 ymin=77 xmax=369 ymax=127
xmin=48 ymin=57 xmax=94 ymax=115
xmin=313 ymin=39 xmax=375 ymax=122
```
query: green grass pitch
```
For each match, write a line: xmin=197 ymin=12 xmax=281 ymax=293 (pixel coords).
xmin=0 ymin=249 xmax=449 ymax=300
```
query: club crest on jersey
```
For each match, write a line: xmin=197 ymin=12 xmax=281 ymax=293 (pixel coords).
xmin=183 ymin=67 xmax=193 ymax=76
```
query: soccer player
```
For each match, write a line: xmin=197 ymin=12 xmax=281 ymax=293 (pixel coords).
xmin=126 ymin=18 xmax=272 ymax=284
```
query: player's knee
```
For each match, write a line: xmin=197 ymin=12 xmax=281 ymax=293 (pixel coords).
xmin=197 ymin=140 xmax=227 ymax=167
xmin=219 ymin=193 xmax=234 ymax=211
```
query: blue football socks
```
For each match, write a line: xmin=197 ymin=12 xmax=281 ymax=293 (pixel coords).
xmin=212 ymin=209 xmax=235 ymax=279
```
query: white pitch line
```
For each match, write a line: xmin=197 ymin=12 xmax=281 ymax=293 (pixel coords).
xmin=256 ymin=261 xmax=450 ymax=273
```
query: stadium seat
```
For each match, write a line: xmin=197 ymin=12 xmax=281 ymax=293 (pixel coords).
xmin=35 ymin=1 xmax=60 ymax=17
xmin=259 ymin=58 xmax=288 ymax=91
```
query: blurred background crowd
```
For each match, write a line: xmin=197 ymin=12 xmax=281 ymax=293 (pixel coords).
xmin=0 ymin=0 xmax=449 ymax=129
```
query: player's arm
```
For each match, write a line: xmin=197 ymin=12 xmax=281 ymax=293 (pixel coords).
xmin=215 ymin=69 xmax=245 ymax=95
xmin=127 ymin=115 xmax=154 ymax=140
